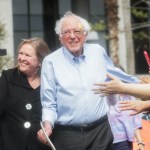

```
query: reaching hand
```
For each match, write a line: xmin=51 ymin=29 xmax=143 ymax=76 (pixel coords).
xmin=92 ymin=74 xmax=125 ymax=95
xmin=119 ymin=100 xmax=149 ymax=115
xmin=139 ymin=75 xmax=150 ymax=84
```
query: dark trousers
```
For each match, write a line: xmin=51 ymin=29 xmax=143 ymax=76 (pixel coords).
xmin=51 ymin=115 xmax=114 ymax=150
xmin=113 ymin=140 xmax=133 ymax=150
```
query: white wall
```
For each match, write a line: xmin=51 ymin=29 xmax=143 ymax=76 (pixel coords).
xmin=0 ymin=0 xmax=14 ymax=63
xmin=118 ymin=0 xmax=135 ymax=74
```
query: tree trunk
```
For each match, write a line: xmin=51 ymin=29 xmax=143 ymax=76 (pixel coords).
xmin=105 ymin=0 xmax=119 ymax=60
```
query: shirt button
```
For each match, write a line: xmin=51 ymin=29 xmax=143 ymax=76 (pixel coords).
xmin=24 ymin=122 xmax=31 ymax=128
xmin=26 ymin=104 xmax=32 ymax=110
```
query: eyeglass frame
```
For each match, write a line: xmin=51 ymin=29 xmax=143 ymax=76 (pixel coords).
xmin=60 ymin=29 xmax=87 ymax=37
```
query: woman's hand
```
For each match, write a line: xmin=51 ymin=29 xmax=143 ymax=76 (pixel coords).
xmin=139 ymin=75 xmax=150 ymax=84
xmin=92 ymin=74 xmax=125 ymax=95
xmin=119 ymin=100 xmax=149 ymax=115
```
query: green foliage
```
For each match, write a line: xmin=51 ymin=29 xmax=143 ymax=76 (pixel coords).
xmin=131 ymin=0 xmax=150 ymax=42
xmin=90 ymin=20 xmax=108 ymax=40
xmin=133 ymin=31 xmax=149 ymax=40
xmin=0 ymin=54 xmax=13 ymax=75
xmin=0 ymin=20 xmax=7 ymax=43
xmin=0 ymin=56 xmax=12 ymax=71
xmin=0 ymin=19 xmax=12 ymax=74
xmin=90 ymin=20 xmax=106 ymax=32
xmin=132 ymin=8 xmax=148 ymax=19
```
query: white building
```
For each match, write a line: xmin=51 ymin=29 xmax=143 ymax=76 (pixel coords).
xmin=0 ymin=0 xmax=147 ymax=74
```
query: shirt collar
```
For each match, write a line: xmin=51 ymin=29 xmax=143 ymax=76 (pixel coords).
xmin=63 ymin=46 xmax=86 ymax=64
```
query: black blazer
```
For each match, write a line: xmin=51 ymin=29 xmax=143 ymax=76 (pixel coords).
xmin=0 ymin=68 xmax=49 ymax=150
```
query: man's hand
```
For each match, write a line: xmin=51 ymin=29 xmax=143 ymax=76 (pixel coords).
xmin=37 ymin=121 xmax=53 ymax=145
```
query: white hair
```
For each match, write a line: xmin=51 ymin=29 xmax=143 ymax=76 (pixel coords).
xmin=55 ymin=11 xmax=91 ymax=35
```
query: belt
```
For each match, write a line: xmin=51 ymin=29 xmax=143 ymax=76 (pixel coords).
xmin=55 ymin=115 xmax=108 ymax=132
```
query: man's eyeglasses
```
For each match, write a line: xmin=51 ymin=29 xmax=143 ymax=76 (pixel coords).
xmin=61 ymin=30 xmax=85 ymax=37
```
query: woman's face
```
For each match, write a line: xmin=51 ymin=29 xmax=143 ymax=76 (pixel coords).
xmin=18 ymin=43 xmax=40 ymax=76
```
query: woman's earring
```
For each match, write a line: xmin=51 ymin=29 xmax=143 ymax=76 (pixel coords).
xmin=35 ymin=66 xmax=40 ymax=74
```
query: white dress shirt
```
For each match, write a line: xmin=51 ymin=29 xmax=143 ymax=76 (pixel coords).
xmin=40 ymin=43 xmax=138 ymax=127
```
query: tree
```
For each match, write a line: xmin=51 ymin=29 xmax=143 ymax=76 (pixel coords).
xmin=0 ymin=20 xmax=6 ymax=42
xmin=105 ymin=0 xmax=119 ymax=59
xmin=90 ymin=0 xmax=119 ymax=61
xmin=0 ymin=19 xmax=12 ymax=74
xmin=131 ymin=0 xmax=150 ymax=73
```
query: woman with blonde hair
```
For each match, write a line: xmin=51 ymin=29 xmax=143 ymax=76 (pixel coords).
xmin=0 ymin=37 xmax=50 ymax=150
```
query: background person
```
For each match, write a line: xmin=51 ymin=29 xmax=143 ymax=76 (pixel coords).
xmin=93 ymin=75 xmax=145 ymax=149
xmin=107 ymin=94 xmax=143 ymax=150
xmin=37 ymin=11 xmax=139 ymax=150
xmin=0 ymin=37 xmax=50 ymax=150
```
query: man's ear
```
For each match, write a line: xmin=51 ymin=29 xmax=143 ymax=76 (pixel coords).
xmin=84 ymin=31 xmax=88 ymax=36
xmin=84 ymin=31 xmax=88 ymax=42
xmin=59 ymin=33 xmax=62 ymax=38
xmin=59 ymin=35 xmax=63 ymax=44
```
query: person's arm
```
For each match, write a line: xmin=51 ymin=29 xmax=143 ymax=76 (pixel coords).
xmin=93 ymin=74 xmax=150 ymax=99
xmin=134 ymin=129 xmax=145 ymax=150
xmin=40 ymin=57 xmax=58 ymax=127
xmin=102 ymin=48 xmax=138 ymax=83
xmin=38 ymin=57 xmax=57 ymax=145
xmin=37 ymin=121 xmax=53 ymax=145
xmin=119 ymin=100 xmax=150 ymax=115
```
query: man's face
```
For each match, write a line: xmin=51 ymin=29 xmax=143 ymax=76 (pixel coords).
xmin=59 ymin=17 xmax=87 ymax=56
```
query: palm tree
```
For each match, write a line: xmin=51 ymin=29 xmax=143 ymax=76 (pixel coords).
xmin=105 ymin=0 xmax=119 ymax=59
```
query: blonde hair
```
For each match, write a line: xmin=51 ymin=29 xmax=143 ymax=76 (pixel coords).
xmin=18 ymin=37 xmax=50 ymax=64
xmin=17 ymin=37 xmax=50 ymax=74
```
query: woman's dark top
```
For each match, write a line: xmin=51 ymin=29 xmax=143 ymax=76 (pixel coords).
xmin=0 ymin=68 xmax=49 ymax=150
